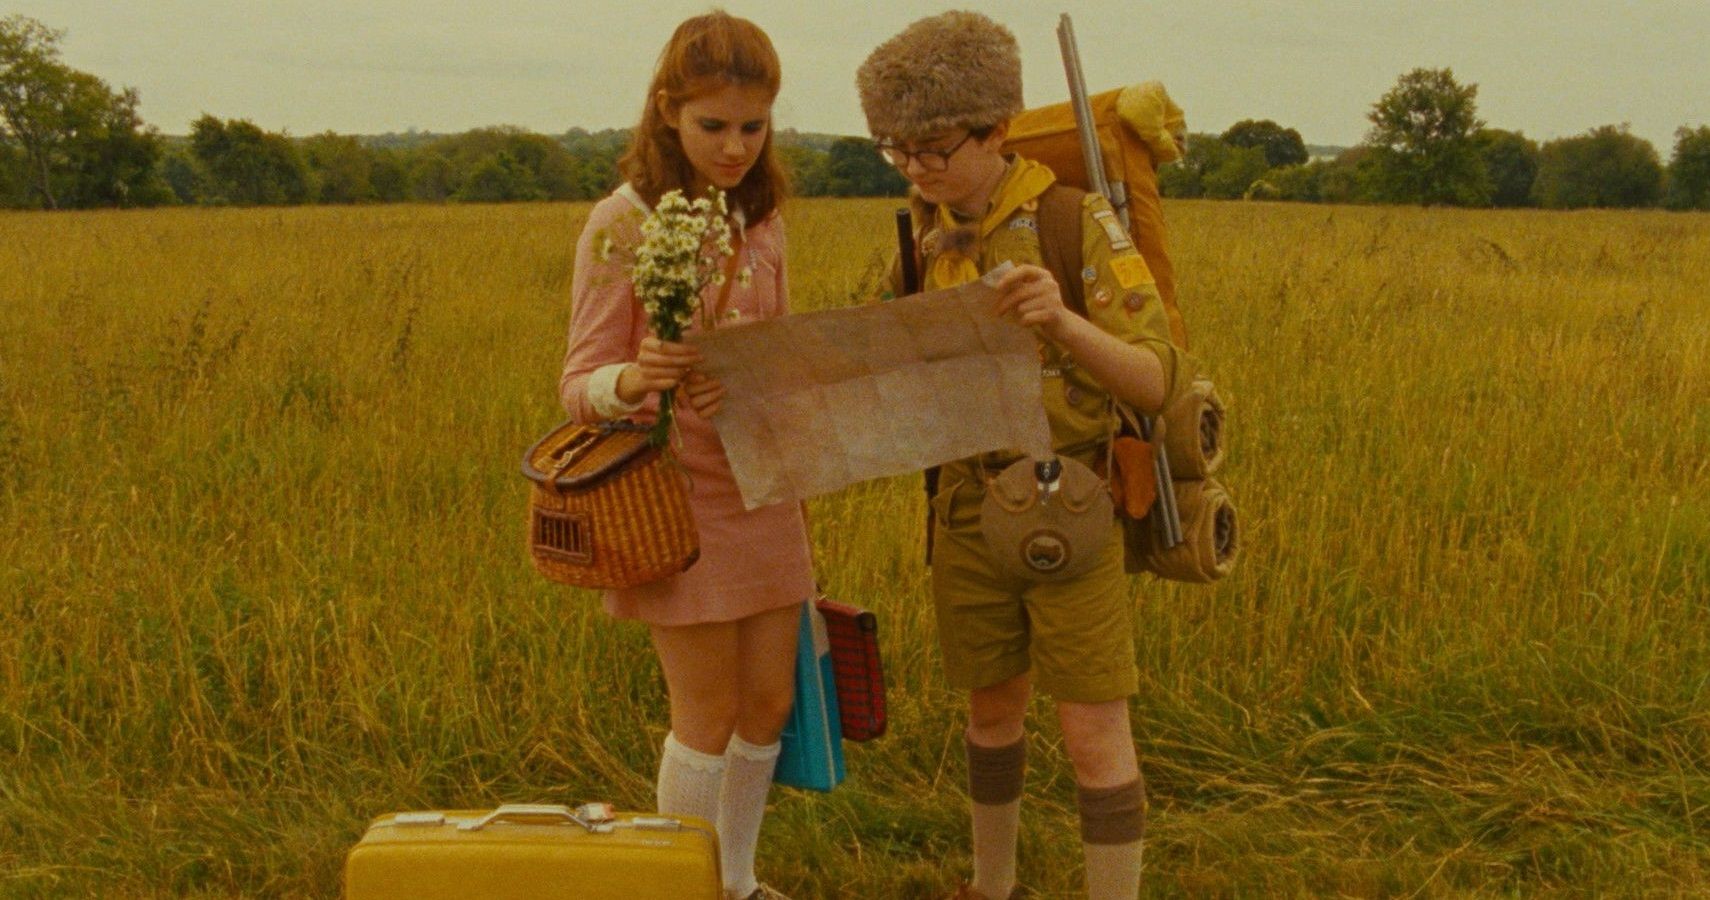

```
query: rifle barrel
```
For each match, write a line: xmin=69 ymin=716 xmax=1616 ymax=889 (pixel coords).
xmin=1057 ymin=12 xmax=1182 ymax=548
xmin=1056 ymin=15 xmax=1110 ymax=200
xmin=894 ymin=208 xmax=919 ymax=296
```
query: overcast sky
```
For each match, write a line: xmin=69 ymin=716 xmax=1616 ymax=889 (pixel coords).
xmin=27 ymin=1 xmax=1710 ymax=152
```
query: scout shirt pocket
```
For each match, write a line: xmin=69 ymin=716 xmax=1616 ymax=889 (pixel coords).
xmin=1041 ymin=359 xmax=1114 ymax=452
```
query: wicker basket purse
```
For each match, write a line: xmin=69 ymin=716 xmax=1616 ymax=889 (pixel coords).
xmin=521 ymin=419 xmax=699 ymax=589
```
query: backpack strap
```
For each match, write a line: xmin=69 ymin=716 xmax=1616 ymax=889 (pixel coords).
xmin=1035 ymin=182 xmax=1150 ymax=506
xmin=1035 ymin=183 xmax=1088 ymax=318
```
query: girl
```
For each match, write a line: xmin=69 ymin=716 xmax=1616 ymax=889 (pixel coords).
xmin=558 ymin=13 xmax=807 ymax=900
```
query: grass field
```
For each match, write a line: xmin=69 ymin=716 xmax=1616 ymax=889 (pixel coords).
xmin=1 ymin=197 xmax=1707 ymax=897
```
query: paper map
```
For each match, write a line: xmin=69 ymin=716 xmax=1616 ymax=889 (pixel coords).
xmin=690 ymin=269 xmax=1051 ymax=509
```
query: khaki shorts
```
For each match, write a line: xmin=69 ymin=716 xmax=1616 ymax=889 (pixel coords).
xmin=928 ymin=472 xmax=1138 ymax=703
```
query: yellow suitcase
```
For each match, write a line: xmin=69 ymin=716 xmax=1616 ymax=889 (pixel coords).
xmin=344 ymin=803 xmax=721 ymax=899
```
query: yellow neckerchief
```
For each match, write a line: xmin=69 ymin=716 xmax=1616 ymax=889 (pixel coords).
xmin=928 ymin=156 xmax=1057 ymax=290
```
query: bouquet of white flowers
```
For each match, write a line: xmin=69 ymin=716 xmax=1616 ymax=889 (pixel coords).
xmin=625 ymin=187 xmax=735 ymax=445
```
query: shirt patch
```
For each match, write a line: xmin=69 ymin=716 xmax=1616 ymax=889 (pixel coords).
xmin=1041 ymin=361 xmax=1077 ymax=378
xmin=1109 ymin=255 xmax=1151 ymax=290
xmin=1008 ymin=216 xmax=1037 ymax=232
xmin=1081 ymin=265 xmax=1098 ymax=284
xmin=1091 ymin=209 xmax=1133 ymax=252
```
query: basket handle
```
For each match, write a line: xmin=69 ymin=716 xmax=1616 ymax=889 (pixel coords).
xmin=548 ymin=430 xmax=601 ymax=477
xmin=520 ymin=420 xmax=657 ymax=492
xmin=520 ymin=422 xmax=608 ymax=488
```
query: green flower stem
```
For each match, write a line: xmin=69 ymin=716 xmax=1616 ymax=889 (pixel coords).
xmin=651 ymin=387 xmax=675 ymax=447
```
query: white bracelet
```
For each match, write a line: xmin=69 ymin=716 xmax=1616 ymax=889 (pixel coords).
xmin=588 ymin=363 xmax=645 ymax=418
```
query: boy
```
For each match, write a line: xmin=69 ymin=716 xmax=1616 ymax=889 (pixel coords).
xmin=857 ymin=12 xmax=1190 ymax=899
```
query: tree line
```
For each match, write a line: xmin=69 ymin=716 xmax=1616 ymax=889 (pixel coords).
xmin=3 ymin=15 xmax=1706 ymax=211
xmin=0 ymin=15 xmax=905 ymax=210
xmin=1162 ymin=68 xmax=1710 ymax=210
xmin=155 ymin=121 xmax=906 ymax=207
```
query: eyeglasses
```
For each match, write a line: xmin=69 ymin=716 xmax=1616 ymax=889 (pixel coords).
xmin=875 ymin=132 xmax=976 ymax=173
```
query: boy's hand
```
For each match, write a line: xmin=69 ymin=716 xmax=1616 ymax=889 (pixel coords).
xmin=991 ymin=264 xmax=1071 ymax=340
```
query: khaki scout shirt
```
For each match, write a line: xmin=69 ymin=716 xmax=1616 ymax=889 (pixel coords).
xmin=889 ymin=159 xmax=1186 ymax=471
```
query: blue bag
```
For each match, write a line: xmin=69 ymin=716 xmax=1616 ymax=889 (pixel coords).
xmin=774 ymin=601 xmax=845 ymax=791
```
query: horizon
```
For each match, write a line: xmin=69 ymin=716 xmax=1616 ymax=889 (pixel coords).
xmin=31 ymin=1 xmax=1710 ymax=155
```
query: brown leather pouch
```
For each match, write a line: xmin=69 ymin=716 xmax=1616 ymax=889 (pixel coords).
xmin=1108 ymin=434 xmax=1158 ymax=519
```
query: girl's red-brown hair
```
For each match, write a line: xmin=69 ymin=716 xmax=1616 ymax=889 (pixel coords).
xmin=620 ymin=11 xmax=788 ymax=223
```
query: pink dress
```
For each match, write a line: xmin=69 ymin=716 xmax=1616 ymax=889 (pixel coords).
xmin=559 ymin=189 xmax=815 ymax=626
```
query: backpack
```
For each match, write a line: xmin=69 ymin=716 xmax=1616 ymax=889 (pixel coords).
xmin=1005 ymin=81 xmax=1189 ymax=348
xmin=1019 ymin=83 xmax=1239 ymax=582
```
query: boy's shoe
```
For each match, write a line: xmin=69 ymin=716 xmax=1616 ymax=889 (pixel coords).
xmin=948 ymin=883 xmax=1024 ymax=900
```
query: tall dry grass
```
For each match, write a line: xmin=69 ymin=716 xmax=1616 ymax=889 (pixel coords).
xmin=0 ymin=198 xmax=1706 ymax=897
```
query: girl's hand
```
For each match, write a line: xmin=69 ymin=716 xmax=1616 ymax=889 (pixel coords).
xmin=616 ymin=337 xmax=702 ymax=404
xmin=682 ymin=371 xmax=727 ymax=418
xmin=991 ymin=264 xmax=1070 ymax=340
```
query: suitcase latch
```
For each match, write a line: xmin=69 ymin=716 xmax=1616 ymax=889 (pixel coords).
xmin=575 ymin=802 xmax=616 ymax=824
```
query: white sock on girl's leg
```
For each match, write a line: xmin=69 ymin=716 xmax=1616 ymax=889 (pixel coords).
xmin=718 ymin=734 xmax=781 ymax=898
xmin=656 ymin=732 xmax=727 ymax=827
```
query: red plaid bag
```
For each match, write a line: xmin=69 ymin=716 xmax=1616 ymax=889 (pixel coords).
xmin=814 ymin=597 xmax=887 ymax=742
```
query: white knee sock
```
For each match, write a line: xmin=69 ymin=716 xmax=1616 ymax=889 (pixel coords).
xmin=718 ymin=734 xmax=780 ymax=898
xmin=656 ymin=732 xmax=726 ymax=827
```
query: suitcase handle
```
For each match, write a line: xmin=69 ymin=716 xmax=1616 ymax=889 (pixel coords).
xmin=457 ymin=804 xmax=597 ymax=832
xmin=456 ymin=803 xmax=686 ymax=834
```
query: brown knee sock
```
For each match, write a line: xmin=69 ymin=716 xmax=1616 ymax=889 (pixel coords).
xmin=966 ymin=735 xmax=1026 ymax=899
xmin=1077 ymin=776 xmax=1146 ymax=900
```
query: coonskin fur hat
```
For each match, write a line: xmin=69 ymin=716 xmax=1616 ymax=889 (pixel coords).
xmin=857 ymin=11 xmax=1023 ymax=140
